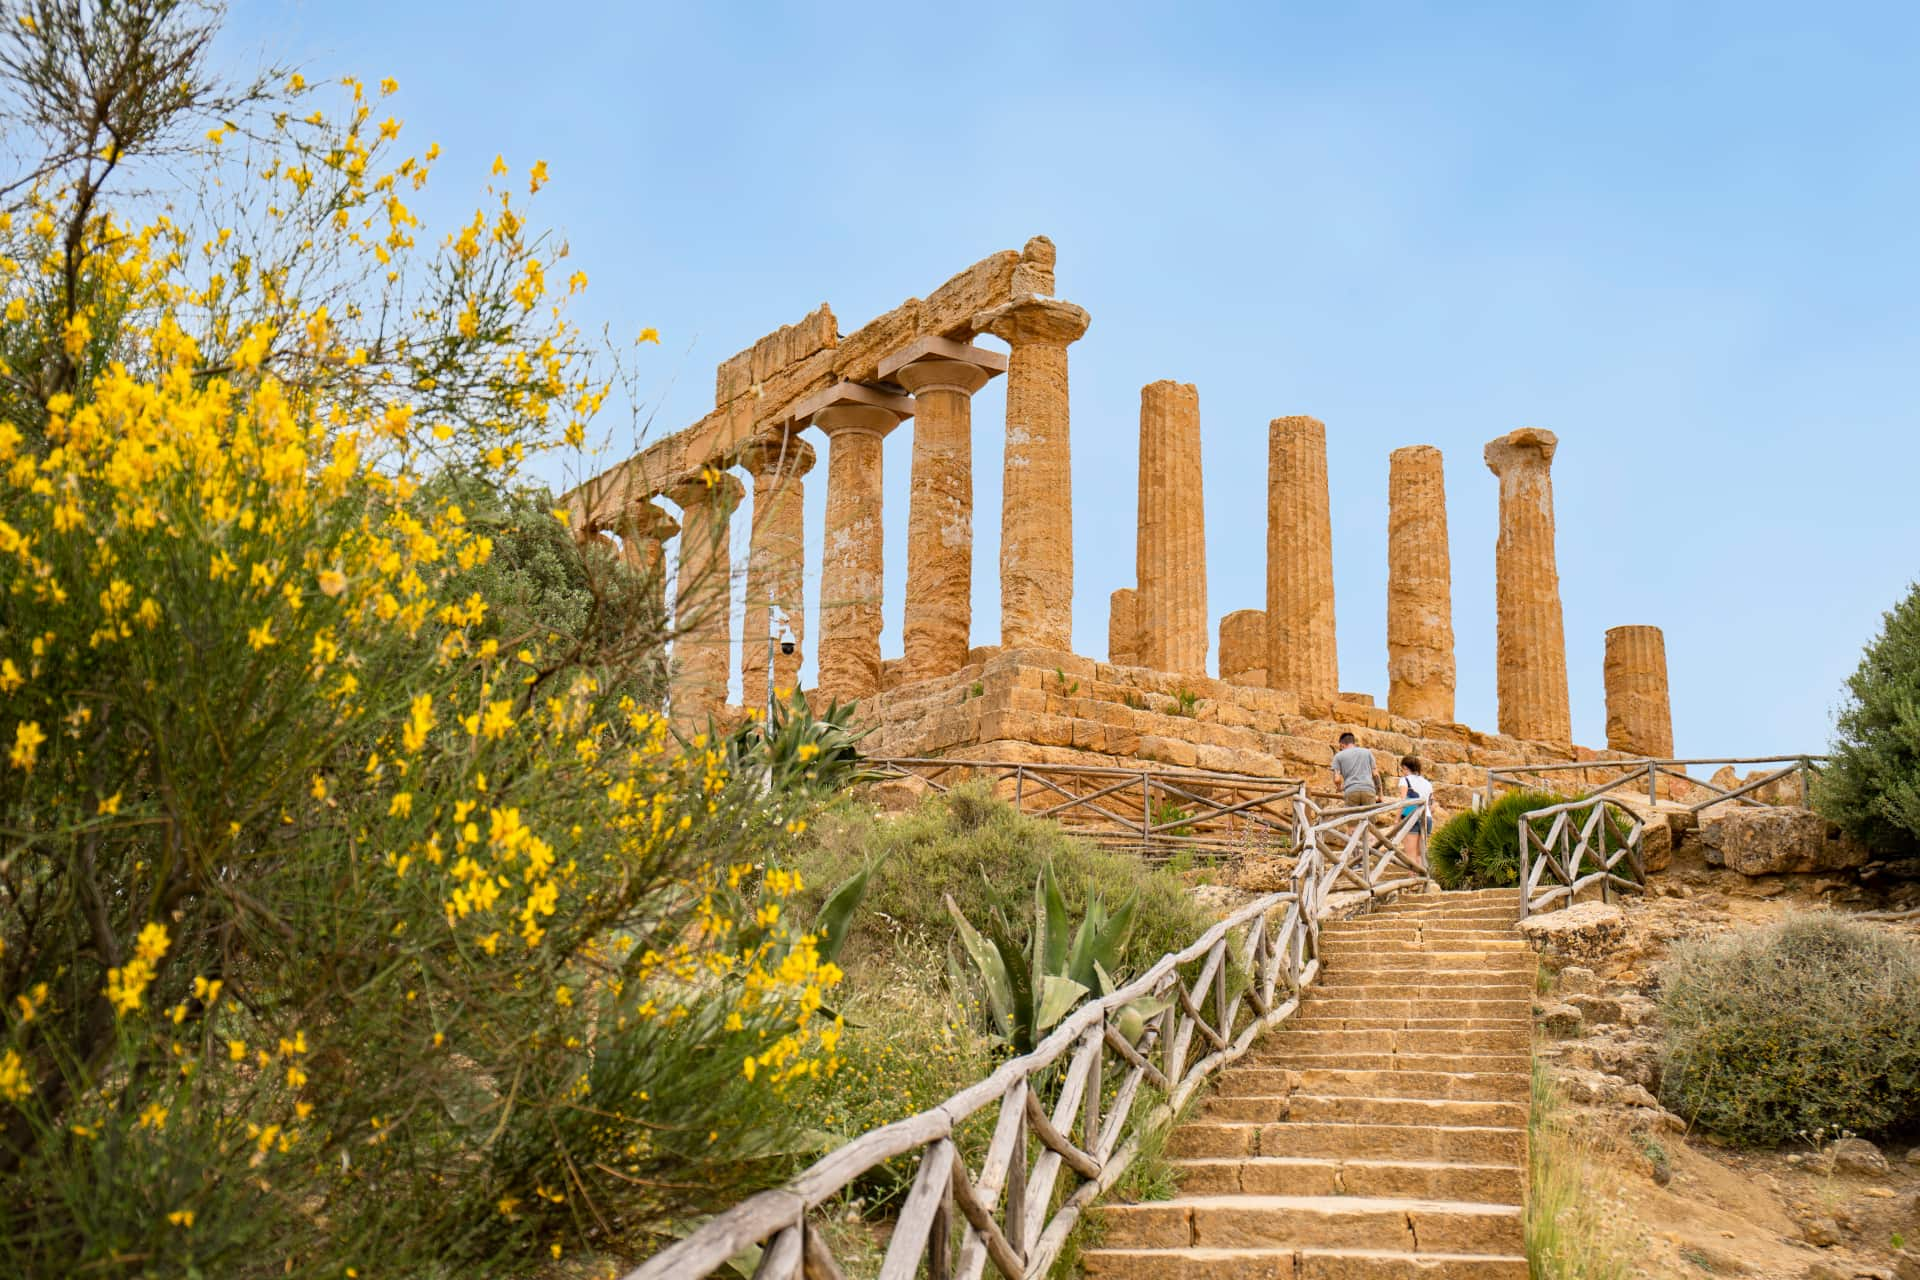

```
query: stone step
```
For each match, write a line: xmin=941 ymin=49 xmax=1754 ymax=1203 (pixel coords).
xmin=1248 ymin=1051 xmax=1531 ymax=1075
xmin=1298 ymin=997 xmax=1532 ymax=1019
xmin=1093 ymin=1193 xmax=1523 ymax=1254
xmin=1199 ymin=1093 xmax=1524 ymax=1127
xmin=1169 ymin=1121 xmax=1525 ymax=1163
xmin=1083 ymin=1245 xmax=1529 ymax=1278
xmin=1316 ymin=939 xmax=1529 ymax=956
xmin=1251 ymin=1027 xmax=1529 ymax=1055
xmin=1313 ymin=951 xmax=1534 ymax=971
xmin=1289 ymin=1015 xmax=1532 ymax=1033
xmin=1313 ymin=973 xmax=1535 ymax=996
xmin=1174 ymin=1155 xmax=1526 ymax=1204
xmin=1215 ymin=1067 xmax=1528 ymax=1103
xmin=1316 ymin=929 xmax=1522 ymax=946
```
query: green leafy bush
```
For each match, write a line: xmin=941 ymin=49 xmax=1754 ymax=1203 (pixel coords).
xmin=1428 ymin=790 xmax=1639 ymax=891
xmin=1659 ymin=915 xmax=1920 ymax=1145
xmin=795 ymin=784 xmax=1208 ymax=972
xmin=1817 ymin=580 xmax=1920 ymax=859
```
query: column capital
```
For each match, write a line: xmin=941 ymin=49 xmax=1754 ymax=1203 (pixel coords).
xmin=793 ymin=381 xmax=912 ymax=440
xmin=613 ymin=499 xmax=679 ymax=543
xmin=736 ymin=435 xmax=817 ymax=480
xmin=663 ymin=468 xmax=744 ymax=512
xmin=972 ymin=296 xmax=1090 ymax=348
xmin=880 ymin=336 xmax=1008 ymax=398
xmin=1484 ymin=427 xmax=1558 ymax=475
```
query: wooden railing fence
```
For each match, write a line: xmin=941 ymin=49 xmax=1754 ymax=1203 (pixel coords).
xmin=1485 ymin=755 xmax=1826 ymax=814
xmin=628 ymin=797 xmax=1433 ymax=1280
xmin=867 ymin=757 xmax=1306 ymax=858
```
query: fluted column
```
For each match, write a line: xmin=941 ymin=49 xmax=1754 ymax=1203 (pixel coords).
xmin=1386 ymin=445 xmax=1456 ymax=723
xmin=665 ymin=470 xmax=744 ymax=724
xmin=795 ymin=383 xmax=912 ymax=704
xmin=879 ymin=337 xmax=1007 ymax=680
xmin=1484 ymin=427 xmax=1571 ymax=744
xmin=1605 ymin=625 xmax=1673 ymax=758
xmin=1136 ymin=380 xmax=1207 ymax=675
xmin=615 ymin=500 xmax=678 ymax=620
xmin=1265 ymin=415 xmax=1338 ymax=700
xmin=1219 ymin=609 xmax=1267 ymax=687
xmin=1108 ymin=588 xmax=1139 ymax=666
xmin=737 ymin=436 xmax=815 ymax=705
xmin=973 ymin=296 xmax=1091 ymax=651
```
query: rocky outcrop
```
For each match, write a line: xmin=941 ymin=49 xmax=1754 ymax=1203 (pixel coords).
xmin=1700 ymin=807 xmax=1871 ymax=876
xmin=1518 ymin=901 xmax=1629 ymax=968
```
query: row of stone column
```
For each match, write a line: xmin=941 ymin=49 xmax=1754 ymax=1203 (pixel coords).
xmin=613 ymin=296 xmax=1090 ymax=721
xmin=1111 ymin=410 xmax=1672 ymax=754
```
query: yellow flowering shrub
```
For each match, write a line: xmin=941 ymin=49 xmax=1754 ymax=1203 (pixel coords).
xmin=0 ymin=5 xmax=838 ymax=1274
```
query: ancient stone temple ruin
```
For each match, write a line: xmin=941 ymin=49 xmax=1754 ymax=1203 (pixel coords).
xmin=565 ymin=238 xmax=1674 ymax=813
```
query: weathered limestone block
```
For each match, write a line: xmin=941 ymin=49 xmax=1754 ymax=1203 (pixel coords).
xmin=1484 ymin=428 xmax=1571 ymax=744
xmin=1135 ymin=380 xmax=1208 ymax=675
xmin=1517 ymin=902 xmax=1628 ymax=969
xmin=1386 ymin=444 xmax=1456 ymax=723
xmin=1699 ymin=808 xmax=1870 ymax=875
xmin=1604 ymin=625 xmax=1674 ymax=758
xmin=974 ymin=296 xmax=1091 ymax=651
xmin=715 ymin=303 xmax=838 ymax=406
xmin=880 ymin=337 xmax=1007 ymax=681
xmin=1221 ymin=610 xmax=1267 ymax=690
xmin=1266 ymin=415 xmax=1338 ymax=700
xmin=665 ymin=471 xmax=744 ymax=723
xmin=737 ymin=436 xmax=814 ymax=703
xmin=798 ymin=383 xmax=912 ymax=703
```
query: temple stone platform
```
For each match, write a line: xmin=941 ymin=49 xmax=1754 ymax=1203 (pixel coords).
xmin=855 ymin=647 xmax=1634 ymax=814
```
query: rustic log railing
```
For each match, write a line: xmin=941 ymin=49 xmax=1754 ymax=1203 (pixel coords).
xmin=1484 ymin=755 xmax=1826 ymax=814
xmin=866 ymin=757 xmax=1307 ymax=858
xmin=627 ymin=802 xmax=1432 ymax=1280
xmin=1515 ymin=793 xmax=1648 ymax=918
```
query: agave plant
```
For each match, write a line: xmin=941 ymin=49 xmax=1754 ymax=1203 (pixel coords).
xmin=946 ymin=862 xmax=1170 ymax=1055
xmin=722 ymin=687 xmax=875 ymax=797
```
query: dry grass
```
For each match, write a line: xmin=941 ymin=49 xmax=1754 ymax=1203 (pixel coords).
xmin=1528 ymin=1060 xmax=1640 ymax=1280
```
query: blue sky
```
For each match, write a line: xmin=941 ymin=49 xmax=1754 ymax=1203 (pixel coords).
xmin=232 ymin=2 xmax=1920 ymax=758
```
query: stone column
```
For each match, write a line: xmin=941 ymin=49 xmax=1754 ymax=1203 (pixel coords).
xmin=1108 ymin=588 xmax=1139 ymax=666
xmin=737 ymin=435 xmax=815 ymax=707
xmin=1605 ymin=625 xmax=1673 ymax=758
xmin=1484 ymin=427 xmax=1571 ymax=744
xmin=665 ymin=470 xmax=744 ymax=723
xmin=1219 ymin=609 xmax=1268 ymax=687
xmin=1265 ymin=415 xmax=1338 ymax=700
xmin=794 ymin=383 xmax=912 ymax=704
xmin=878 ymin=337 xmax=1007 ymax=680
xmin=1135 ymin=380 xmax=1207 ymax=675
xmin=1386 ymin=445 xmax=1456 ymax=723
xmin=973 ymin=296 xmax=1091 ymax=652
xmin=614 ymin=500 xmax=679 ymax=621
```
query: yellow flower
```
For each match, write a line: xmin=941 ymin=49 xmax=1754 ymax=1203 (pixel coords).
xmin=247 ymin=620 xmax=277 ymax=650
xmin=97 ymin=792 xmax=121 ymax=816
xmin=317 ymin=569 xmax=348 ymax=597
xmin=61 ymin=313 xmax=90 ymax=358
xmin=0 ymin=1048 xmax=29 ymax=1104
xmin=0 ymin=659 xmax=21 ymax=692
xmin=491 ymin=154 xmax=508 ymax=177
xmin=228 ymin=1040 xmax=246 ymax=1061
xmin=135 ymin=922 xmax=171 ymax=964
xmin=529 ymin=159 xmax=548 ymax=193
xmin=638 ymin=327 xmax=660 ymax=344
xmin=3 ymin=298 xmax=24 ymax=322
xmin=138 ymin=1102 xmax=168 ymax=1130
xmin=8 ymin=721 xmax=45 ymax=771
xmin=167 ymin=1209 xmax=195 ymax=1229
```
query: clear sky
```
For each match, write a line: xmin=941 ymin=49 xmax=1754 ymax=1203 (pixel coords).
xmin=231 ymin=1 xmax=1920 ymax=759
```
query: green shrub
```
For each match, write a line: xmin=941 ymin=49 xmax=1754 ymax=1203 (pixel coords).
xmin=1817 ymin=580 xmax=1920 ymax=859
xmin=1427 ymin=810 xmax=1480 ymax=889
xmin=795 ymin=785 xmax=1208 ymax=973
xmin=1659 ymin=914 xmax=1920 ymax=1145
xmin=1428 ymin=790 xmax=1639 ymax=891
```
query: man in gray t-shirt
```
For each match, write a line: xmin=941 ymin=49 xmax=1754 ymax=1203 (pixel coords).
xmin=1330 ymin=732 xmax=1380 ymax=806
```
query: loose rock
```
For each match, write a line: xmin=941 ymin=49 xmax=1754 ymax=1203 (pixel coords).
xmin=1517 ymin=901 xmax=1629 ymax=967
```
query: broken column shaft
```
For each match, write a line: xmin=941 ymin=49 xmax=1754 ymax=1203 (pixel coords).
xmin=1266 ymin=415 xmax=1338 ymax=701
xmin=1135 ymin=380 xmax=1207 ymax=675
xmin=1386 ymin=445 xmax=1456 ymax=723
xmin=1605 ymin=625 xmax=1673 ymax=758
xmin=1484 ymin=427 xmax=1571 ymax=744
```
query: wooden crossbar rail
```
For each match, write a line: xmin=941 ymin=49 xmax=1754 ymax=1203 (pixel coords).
xmin=628 ymin=795 xmax=1433 ymax=1280
xmin=1485 ymin=753 xmax=1827 ymax=814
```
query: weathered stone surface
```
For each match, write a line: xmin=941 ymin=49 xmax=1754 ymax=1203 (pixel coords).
xmin=1387 ymin=445 xmax=1456 ymax=723
xmin=1517 ymin=902 xmax=1627 ymax=967
xmin=715 ymin=303 xmax=838 ymax=407
xmin=1538 ymin=1002 xmax=1585 ymax=1037
xmin=808 ymin=391 xmax=909 ymax=703
xmin=664 ymin=471 xmax=744 ymax=723
xmin=882 ymin=339 xmax=1005 ymax=681
xmin=1135 ymin=380 xmax=1207 ymax=675
xmin=975 ymin=296 xmax=1090 ymax=651
xmin=1824 ymin=1137 xmax=1891 ymax=1177
xmin=1484 ymin=428 xmax=1570 ymax=744
xmin=1108 ymin=588 xmax=1140 ymax=666
xmin=736 ymin=436 xmax=813 ymax=703
xmin=1699 ymin=807 xmax=1871 ymax=876
xmin=1266 ymin=415 xmax=1337 ymax=700
xmin=1219 ymin=609 xmax=1267 ymax=687
xmin=1604 ymin=625 xmax=1673 ymax=758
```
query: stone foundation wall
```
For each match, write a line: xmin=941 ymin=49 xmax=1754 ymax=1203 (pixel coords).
xmin=856 ymin=647 xmax=1631 ymax=815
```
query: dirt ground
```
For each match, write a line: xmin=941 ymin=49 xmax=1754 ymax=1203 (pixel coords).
xmin=1533 ymin=867 xmax=1920 ymax=1280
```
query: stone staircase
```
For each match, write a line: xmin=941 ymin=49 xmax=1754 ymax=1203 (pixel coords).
xmin=1084 ymin=888 xmax=1533 ymax=1279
